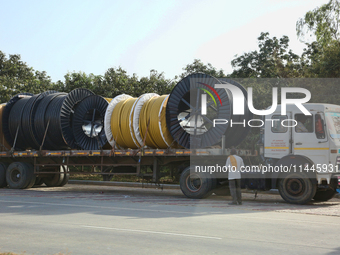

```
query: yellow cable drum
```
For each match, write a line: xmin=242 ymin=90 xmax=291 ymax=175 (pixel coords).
xmin=111 ymin=97 xmax=139 ymax=149
xmin=139 ymin=95 xmax=176 ymax=149
xmin=0 ymin=103 xmax=11 ymax=151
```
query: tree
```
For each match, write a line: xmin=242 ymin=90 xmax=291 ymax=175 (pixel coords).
xmin=0 ymin=51 xmax=53 ymax=103
xmin=296 ymin=0 xmax=340 ymax=47
xmin=230 ymin=32 xmax=303 ymax=78
xmin=181 ymin=59 xmax=226 ymax=78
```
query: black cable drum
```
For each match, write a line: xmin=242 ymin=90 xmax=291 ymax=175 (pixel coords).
xmin=166 ymin=73 xmax=252 ymax=149
xmin=72 ymin=95 xmax=108 ymax=150
xmin=43 ymin=94 xmax=69 ymax=150
xmin=60 ymin=88 xmax=95 ymax=149
xmin=33 ymin=93 xmax=67 ymax=149
xmin=8 ymin=96 xmax=32 ymax=150
xmin=2 ymin=93 xmax=33 ymax=147
xmin=166 ymin=73 xmax=232 ymax=149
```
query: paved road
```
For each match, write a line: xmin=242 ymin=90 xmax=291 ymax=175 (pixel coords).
xmin=1 ymin=184 xmax=340 ymax=255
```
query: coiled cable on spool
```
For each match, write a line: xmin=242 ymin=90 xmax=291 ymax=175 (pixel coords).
xmin=33 ymin=93 xmax=67 ymax=149
xmin=72 ymin=95 xmax=109 ymax=150
xmin=110 ymin=97 xmax=139 ymax=149
xmin=131 ymin=93 xmax=158 ymax=147
xmin=2 ymin=93 xmax=33 ymax=147
xmin=8 ymin=96 xmax=32 ymax=150
xmin=60 ymin=88 xmax=95 ymax=149
xmin=44 ymin=94 xmax=69 ymax=150
xmin=104 ymin=94 xmax=132 ymax=147
xmin=139 ymin=95 xmax=176 ymax=149
xmin=166 ymin=73 xmax=231 ymax=149
xmin=0 ymin=104 xmax=11 ymax=151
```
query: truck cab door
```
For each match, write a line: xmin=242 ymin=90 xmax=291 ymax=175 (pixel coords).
xmin=264 ymin=113 xmax=292 ymax=159
xmin=293 ymin=112 xmax=329 ymax=165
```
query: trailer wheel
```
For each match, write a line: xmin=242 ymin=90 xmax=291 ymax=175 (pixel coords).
xmin=43 ymin=167 xmax=64 ymax=187
xmin=179 ymin=166 xmax=213 ymax=199
xmin=58 ymin=166 xmax=69 ymax=187
xmin=6 ymin=162 xmax=34 ymax=189
xmin=24 ymin=163 xmax=36 ymax=189
xmin=34 ymin=177 xmax=44 ymax=186
xmin=0 ymin=163 xmax=8 ymax=188
xmin=278 ymin=172 xmax=317 ymax=204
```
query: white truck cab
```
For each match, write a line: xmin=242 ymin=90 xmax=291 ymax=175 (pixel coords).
xmin=259 ymin=103 xmax=340 ymax=204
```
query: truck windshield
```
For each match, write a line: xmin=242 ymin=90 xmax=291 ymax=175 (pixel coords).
xmin=325 ymin=112 xmax=340 ymax=139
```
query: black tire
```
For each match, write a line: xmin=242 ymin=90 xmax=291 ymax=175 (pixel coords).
xmin=313 ymin=189 xmax=336 ymax=201
xmin=43 ymin=167 xmax=64 ymax=187
xmin=24 ymin=163 xmax=36 ymax=189
xmin=58 ymin=166 xmax=69 ymax=187
xmin=179 ymin=166 xmax=213 ymax=199
xmin=6 ymin=162 xmax=34 ymax=189
xmin=34 ymin=177 xmax=44 ymax=186
xmin=278 ymin=172 xmax=317 ymax=204
xmin=0 ymin=163 xmax=8 ymax=188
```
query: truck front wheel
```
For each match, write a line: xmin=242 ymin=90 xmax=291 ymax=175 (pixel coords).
xmin=278 ymin=172 xmax=317 ymax=204
xmin=179 ymin=166 xmax=213 ymax=199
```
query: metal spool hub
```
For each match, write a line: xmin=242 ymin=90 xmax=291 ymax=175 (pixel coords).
xmin=72 ymin=95 xmax=109 ymax=150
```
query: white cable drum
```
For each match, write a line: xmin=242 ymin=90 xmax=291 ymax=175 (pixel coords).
xmin=157 ymin=95 xmax=170 ymax=147
xmin=132 ymin=93 xmax=159 ymax=147
xmin=104 ymin=94 xmax=132 ymax=147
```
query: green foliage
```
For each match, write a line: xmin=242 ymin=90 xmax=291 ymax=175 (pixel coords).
xmin=0 ymin=51 xmax=53 ymax=103
xmin=181 ymin=59 xmax=226 ymax=78
xmin=230 ymin=32 xmax=303 ymax=78
xmin=296 ymin=0 xmax=340 ymax=47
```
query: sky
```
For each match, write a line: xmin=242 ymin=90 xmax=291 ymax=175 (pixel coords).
xmin=0 ymin=0 xmax=330 ymax=82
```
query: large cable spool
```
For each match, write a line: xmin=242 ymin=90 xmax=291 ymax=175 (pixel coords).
xmin=104 ymin=94 xmax=132 ymax=147
xmin=166 ymin=73 xmax=231 ymax=149
xmin=166 ymin=73 xmax=253 ymax=149
xmin=20 ymin=91 xmax=58 ymax=149
xmin=60 ymin=88 xmax=95 ymax=149
xmin=72 ymin=95 xmax=109 ymax=150
xmin=139 ymin=95 xmax=176 ymax=149
xmin=131 ymin=93 xmax=158 ymax=147
xmin=0 ymin=104 xmax=11 ymax=151
xmin=2 ymin=93 xmax=33 ymax=147
xmin=110 ymin=97 xmax=139 ymax=149
xmin=8 ymin=96 xmax=33 ymax=150
xmin=33 ymin=93 xmax=68 ymax=149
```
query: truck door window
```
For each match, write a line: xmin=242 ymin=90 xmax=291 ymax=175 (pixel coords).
xmin=315 ymin=114 xmax=325 ymax=139
xmin=271 ymin=115 xmax=288 ymax=133
xmin=295 ymin=114 xmax=313 ymax=133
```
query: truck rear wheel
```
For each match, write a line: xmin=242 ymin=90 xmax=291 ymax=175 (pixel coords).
xmin=0 ymin=163 xmax=8 ymax=188
xmin=313 ymin=178 xmax=337 ymax=202
xmin=179 ymin=166 xmax=213 ymax=199
xmin=278 ymin=172 xmax=317 ymax=204
xmin=313 ymin=189 xmax=336 ymax=201
xmin=6 ymin=162 xmax=35 ymax=189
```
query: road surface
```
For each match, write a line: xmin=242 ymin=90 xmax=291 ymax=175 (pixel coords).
xmin=0 ymin=184 xmax=339 ymax=255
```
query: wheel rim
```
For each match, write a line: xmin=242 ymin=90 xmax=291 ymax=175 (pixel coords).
xmin=10 ymin=169 xmax=21 ymax=183
xmin=186 ymin=174 xmax=202 ymax=192
xmin=286 ymin=178 xmax=305 ymax=196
